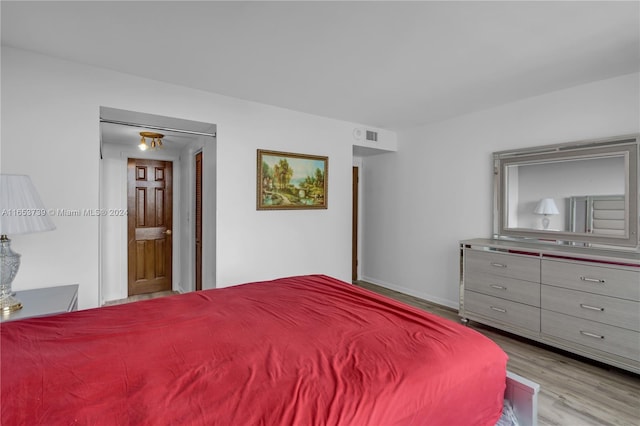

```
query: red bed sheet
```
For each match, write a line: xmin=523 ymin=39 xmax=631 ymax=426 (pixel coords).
xmin=1 ymin=275 xmax=507 ymax=425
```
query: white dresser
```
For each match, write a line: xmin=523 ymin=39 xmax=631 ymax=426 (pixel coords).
xmin=460 ymin=238 xmax=640 ymax=374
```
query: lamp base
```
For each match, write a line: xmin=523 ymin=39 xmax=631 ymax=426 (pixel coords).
xmin=0 ymin=293 xmax=23 ymax=313
xmin=0 ymin=235 xmax=23 ymax=314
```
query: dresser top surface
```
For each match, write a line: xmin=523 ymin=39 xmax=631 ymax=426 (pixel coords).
xmin=461 ymin=238 xmax=640 ymax=265
xmin=1 ymin=284 xmax=79 ymax=322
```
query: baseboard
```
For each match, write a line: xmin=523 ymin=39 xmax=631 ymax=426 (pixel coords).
xmin=360 ymin=275 xmax=458 ymax=310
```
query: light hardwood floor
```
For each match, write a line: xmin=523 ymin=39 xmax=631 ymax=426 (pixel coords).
xmin=102 ymin=291 xmax=178 ymax=306
xmin=355 ymin=281 xmax=640 ymax=426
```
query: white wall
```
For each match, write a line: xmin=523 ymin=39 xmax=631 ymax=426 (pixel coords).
xmin=361 ymin=72 xmax=640 ymax=308
xmin=1 ymin=47 xmax=394 ymax=308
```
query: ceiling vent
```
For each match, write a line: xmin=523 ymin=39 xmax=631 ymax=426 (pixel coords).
xmin=353 ymin=128 xmax=378 ymax=142
xmin=365 ymin=130 xmax=378 ymax=142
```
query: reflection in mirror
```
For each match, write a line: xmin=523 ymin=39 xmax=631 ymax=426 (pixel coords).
xmin=505 ymin=155 xmax=625 ymax=231
xmin=569 ymin=195 xmax=625 ymax=235
xmin=494 ymin=135 xmax=639 ymax=249
xmin=533 ymin=198 xmax=559 ymax=230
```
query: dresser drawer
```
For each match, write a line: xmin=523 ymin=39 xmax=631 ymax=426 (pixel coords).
xmin=465 ymin=271 xmax=540 ymax=306
xmin=542 ymin=310 xmax=640 ymax=361
xmin=464 ymin=290 xmax=540 ymax=332
xmin=541 ymin=259 xmax=640 ymax=301
xmin=542 ymin=285 xmax=639 ymax=331
xmin=465 ymin=250 xmax=540 ymax=283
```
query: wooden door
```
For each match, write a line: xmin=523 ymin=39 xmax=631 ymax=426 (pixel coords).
xmin=195 ymin=152 xmax=203 ymax=291
xmin=127 ymin=159 xmax=173 ymax=296
xmin=352 ymin=166 xmax=359 ymax=281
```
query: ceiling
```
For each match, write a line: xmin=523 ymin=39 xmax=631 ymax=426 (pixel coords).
xmin=100 ymin=107 xmax=216 ymax=151
xmin=2 ymin=1 xmax=639 ymax=130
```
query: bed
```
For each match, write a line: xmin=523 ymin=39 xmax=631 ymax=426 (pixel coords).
xmin=2 ymin=274 xmax=521 ymax=425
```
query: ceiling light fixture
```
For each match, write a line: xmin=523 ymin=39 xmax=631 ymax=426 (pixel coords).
xmin=139 ymin=131 xmax=164 ymax=151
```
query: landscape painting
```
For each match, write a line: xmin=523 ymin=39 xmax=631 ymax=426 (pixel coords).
xmin=257 ymin=150 xmax=328 ymax=210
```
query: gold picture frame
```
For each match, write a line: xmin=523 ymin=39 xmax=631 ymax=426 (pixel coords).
xmin=257 ymin=150 xmax=328 ymax=210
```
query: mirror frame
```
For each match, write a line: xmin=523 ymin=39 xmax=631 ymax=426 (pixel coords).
xmin=493 ymin=135 xmax=639 ymax=250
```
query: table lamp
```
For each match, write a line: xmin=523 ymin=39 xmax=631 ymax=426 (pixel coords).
xmin=0 ymin=174 xmax=56 ymax=313
xmin=534 ymin=198 xmax=559 ymax=230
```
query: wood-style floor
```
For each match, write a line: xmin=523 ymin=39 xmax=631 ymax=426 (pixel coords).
xmin=355 ymin=281 xmax=640 ymax=426
xmin=102 ymin=290 xmax=178 ymax=306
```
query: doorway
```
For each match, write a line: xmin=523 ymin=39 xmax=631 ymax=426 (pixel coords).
xmin=99 ymin=107 xmax=216 ymax=304
xmin=127 ymin=158 xmax=173 ymax=296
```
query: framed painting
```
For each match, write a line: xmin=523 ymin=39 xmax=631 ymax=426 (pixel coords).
xmin=257 ymin=150 xmax=328 ymax=210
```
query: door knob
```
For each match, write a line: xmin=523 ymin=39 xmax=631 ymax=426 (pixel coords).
xmin=164 ymin=229 xmax=172 ymax=235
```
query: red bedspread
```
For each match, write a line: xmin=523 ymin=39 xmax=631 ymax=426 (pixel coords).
xmin=1 ymin=275 xmax=507 ymax=425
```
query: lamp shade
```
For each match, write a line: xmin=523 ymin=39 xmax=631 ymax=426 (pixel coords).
xmin=534 ymin=198 xmax=560 ymax=215
xmin=0 ymin=174 xmax=56 ymax=235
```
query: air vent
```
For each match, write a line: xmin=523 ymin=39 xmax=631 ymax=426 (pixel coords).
xmin=365 ymin=130 xmax=378 ymax=142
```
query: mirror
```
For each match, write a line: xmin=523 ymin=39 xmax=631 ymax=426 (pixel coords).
xmin=493 ymin=135 xmax=639 ymax=249
xmin=569 ymin=195 xmax=625 ymax=235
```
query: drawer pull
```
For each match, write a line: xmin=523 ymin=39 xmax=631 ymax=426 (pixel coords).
xmin=490 ymin=284 xmax=507 ymax=290
xmin=490 ymin=306 xmax=507 ymax=313
xmin=580 ymin=304 xmax=604 ymax=312
xmin=580 ymin=331 xmax=604 ymax=339
xmin=491 ymin=263 xmax=507 ymax=268
xmin=580 ymin=276 xmax=605 ymax=284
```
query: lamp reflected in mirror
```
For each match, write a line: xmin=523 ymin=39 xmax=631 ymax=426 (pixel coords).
xmin=534 ymin=198 xmax=559 ymax=230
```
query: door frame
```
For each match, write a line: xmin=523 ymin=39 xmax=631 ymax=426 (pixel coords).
xmin=194 ymin=150 xmax=203 ymax=291
xmin=352 ymin=166 xmax=359 ymax=281
xmin=352 ymin=157 xmax=363 ymax=281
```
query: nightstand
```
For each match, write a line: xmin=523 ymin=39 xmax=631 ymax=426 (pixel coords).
xmin=1 ymin=284 xmax=79 ymax=322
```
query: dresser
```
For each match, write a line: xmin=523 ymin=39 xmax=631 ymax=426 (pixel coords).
xmin=1 ymin=284 xmax=79 ymax=322
xmin=460 ymin=239 xmax=640 ymax=374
